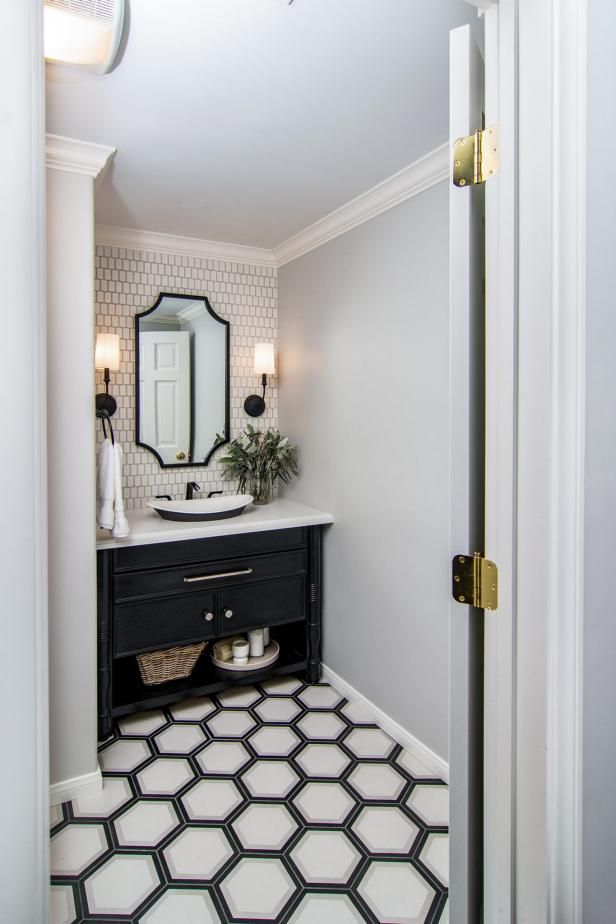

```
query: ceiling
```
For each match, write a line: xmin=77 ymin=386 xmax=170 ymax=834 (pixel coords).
xmin=46 ymin=0 xmax=472 ymax=249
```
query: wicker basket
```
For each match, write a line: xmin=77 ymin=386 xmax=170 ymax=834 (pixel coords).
xmin=136 ymin=641 xmax=207 ymax=686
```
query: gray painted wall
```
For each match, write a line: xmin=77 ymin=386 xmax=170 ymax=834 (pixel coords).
xmin=278 ymin=182 xmax=450 ymax=759
xmin=583 ymin=1 xmax=616 ymax=919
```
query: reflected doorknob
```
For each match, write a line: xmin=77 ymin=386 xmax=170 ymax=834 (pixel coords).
xmin=176 ymin=451 xmax=186 ymax=460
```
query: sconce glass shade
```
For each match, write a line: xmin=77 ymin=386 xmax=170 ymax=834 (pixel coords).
xmin=95 ymin=333 xmax=120 ymax=371
xmin=253 ymin=343 xmax=276 ymax=376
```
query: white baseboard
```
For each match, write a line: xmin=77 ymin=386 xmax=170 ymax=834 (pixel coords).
xmin=321 ymin=664 xmax=449 ymax=783
xmin=50 ymin=766 xmax=102 ymax=807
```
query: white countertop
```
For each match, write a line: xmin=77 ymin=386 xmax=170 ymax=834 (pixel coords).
xmin=96 ymin=498 xmax=333 ymax=551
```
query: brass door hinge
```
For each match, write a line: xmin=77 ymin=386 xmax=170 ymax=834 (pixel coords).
xmin=452 ymin=553 xmax=498 ymax=611
xmin=452 ymin=125 xmax=499 ymax=187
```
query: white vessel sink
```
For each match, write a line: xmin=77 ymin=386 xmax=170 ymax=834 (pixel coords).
xmin=148 ymin=495 xmax=254 ymax=522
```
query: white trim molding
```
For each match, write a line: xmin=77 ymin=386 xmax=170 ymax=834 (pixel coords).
xmin=177 ymin=301 xmax=207 ymax=323
xmin=321 ymin=665 xmax=449 ymax=782
xmin=45 ymin=133 xmax=116 ymax=179
xmin=514 ymin=0 xmax=587 ymax=919
xmin=95 ymin=224 xmax=278 ymax=268
xmin=50 ymin=766 xmax=102 ymax=807
xmin=3 ymin=1 xmax=49 ymax=919
xmin=547 ymin=0 xmax=586 ymax=920
xmin=273 ymin=143 xmax=449 ymax=266
xmin=95 ymin=142 xmax=449 ymax=269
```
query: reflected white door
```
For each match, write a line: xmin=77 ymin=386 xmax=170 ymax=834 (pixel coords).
xmin=139 ymin=331 xmax=191 ymax=464
xmin=449 ymin=23 xmax=486 ymax=924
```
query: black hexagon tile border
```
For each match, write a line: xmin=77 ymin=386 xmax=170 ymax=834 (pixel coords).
xmin=50 ymin=679 xmax=449 ymax=923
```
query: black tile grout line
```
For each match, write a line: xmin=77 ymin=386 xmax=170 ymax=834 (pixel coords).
xmin=51 ymin=678 xmax=448 ymax=924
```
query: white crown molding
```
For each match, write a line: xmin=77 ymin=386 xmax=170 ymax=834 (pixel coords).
xmin=177 ymin=301 xmax=207 ymax=323
xmin=272 ymin=142 xmax=449 ymax=266
xmin=95 ymin=224 xmax=278 ymax=267
xmin=95 ymin=142 xmax=448 ymax=268
xmin=140 ymin=315 xmax=179 ymax=327
xmin=45 ymin=133 xmax=116 ymax=179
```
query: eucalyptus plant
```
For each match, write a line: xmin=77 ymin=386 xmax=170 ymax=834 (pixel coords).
xmin=218 ymin=425 xmax=299 ymax=502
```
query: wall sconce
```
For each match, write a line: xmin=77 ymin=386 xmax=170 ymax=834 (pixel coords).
xmin=95 ymin=333 xmax=120 ymax=417
xmin=244 ymin=343 xmax=275 ymax=417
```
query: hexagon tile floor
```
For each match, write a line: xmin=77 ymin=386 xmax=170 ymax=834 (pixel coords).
xmin=50 ymin=678 xmax=449 ymax=923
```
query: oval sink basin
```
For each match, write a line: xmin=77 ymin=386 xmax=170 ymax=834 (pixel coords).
xmin=148 ymin=495 xmax=254 ymax=522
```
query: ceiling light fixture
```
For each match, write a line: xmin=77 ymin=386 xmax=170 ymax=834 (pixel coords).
xmin=44 ymin=0 xmax=126 ymax=74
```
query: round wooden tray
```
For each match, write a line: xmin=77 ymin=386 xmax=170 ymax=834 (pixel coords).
xmin=211 ymin=639 xmax=280 ymax=672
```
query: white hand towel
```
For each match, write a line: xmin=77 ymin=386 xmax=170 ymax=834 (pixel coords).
xmin=96 ymin=437 xmax=115 ymax=530
xmin=111 ymin=442 xmax=130 ymax=539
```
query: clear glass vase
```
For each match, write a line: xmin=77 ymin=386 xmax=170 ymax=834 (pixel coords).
xmin=248 ymin=472 xmax=272 ymax=505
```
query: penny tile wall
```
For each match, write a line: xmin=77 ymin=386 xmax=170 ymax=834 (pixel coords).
xmin=94 ymin=246 xmax=278 ymax=510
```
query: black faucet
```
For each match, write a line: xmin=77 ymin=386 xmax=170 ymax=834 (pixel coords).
xmin=185 ymin=482 xmax=201 ymax=500
xmin=208 ymin=490 xmax=223 ymax=498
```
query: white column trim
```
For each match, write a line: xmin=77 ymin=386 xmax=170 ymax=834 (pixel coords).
xmin=45 ymin=133 xmax=116 ymax=178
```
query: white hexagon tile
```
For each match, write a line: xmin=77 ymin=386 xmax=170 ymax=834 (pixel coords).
xmin=50 ymin=679 xmax=448 ymax=922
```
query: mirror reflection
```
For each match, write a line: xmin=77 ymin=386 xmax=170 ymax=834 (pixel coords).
xmin=136 ymin=293 xmax=229 ymax=467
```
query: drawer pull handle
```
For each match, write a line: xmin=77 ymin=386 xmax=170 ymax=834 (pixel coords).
xmin=183 ymin=568 xmax=253 ymax=584
xmin=203 ymin=611 xmax=214 ymax=622
xmin=224 ymin=609 xmax=233 ymax=619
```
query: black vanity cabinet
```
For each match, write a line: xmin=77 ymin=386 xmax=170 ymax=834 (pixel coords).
xmin=97 ymin=525 xmax=323 ymax=739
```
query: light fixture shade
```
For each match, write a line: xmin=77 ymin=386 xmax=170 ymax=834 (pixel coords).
xmin=253 ymin=343 xmax=276 ymax=376
xmin=44 ymin=0 xmax=125 ymax=74
xmin=95 ymin=333 xmax=120 ymax=371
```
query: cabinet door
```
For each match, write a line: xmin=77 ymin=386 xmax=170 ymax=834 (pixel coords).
xmin=219 ymin=577 xmax=305 ymax=636
xmin=114 ymin=591 xmax=217 ymax=656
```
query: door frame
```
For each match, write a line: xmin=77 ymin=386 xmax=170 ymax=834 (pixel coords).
xmin=1 ymin=0 xmax=49 ymax=920
xmin=480 ymin=0 xmax=586 ymax=920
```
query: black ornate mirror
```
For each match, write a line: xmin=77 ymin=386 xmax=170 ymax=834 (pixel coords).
xmin=135 ymin=293 xmax=229 ymax=467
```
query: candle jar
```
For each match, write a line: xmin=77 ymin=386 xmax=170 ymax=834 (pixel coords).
xmin=248 ymin=629 xmax=264 ymax=658
xmin=232 ymin=639 xmax=249 ymax=664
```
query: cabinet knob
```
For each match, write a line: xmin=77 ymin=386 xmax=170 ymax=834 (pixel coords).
xmin=224 ymin=608 xmax=233 ymax=620
xmin=203 ymin=611 xmax=214 ymax=622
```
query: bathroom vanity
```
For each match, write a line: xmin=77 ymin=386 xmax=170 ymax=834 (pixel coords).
xmin=96 ymin=499 xmax=332 ymax=739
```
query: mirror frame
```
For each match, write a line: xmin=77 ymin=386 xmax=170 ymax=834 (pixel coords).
xmin=135 ymin=292 xmax=230 ymax=468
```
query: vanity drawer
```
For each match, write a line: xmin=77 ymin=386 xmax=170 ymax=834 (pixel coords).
xmin=114 ymin=550 xmax=306 ymax=602
xmin=219 ymin=576 xmax=305 ymax=636
xmin=113 ymin=528 xmax=306 ymax=572
xmin=113 ymin=592 xmax=217 ymax=657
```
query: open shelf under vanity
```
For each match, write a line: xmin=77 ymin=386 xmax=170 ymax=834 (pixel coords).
xmin=111 ymin=626 xmax=308 ymax=716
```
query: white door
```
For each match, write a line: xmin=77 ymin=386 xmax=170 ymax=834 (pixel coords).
xmin=449 ymin=23 xmax=486 ymax=924
xmin=139 ymin=330 xmax=191 ymax=465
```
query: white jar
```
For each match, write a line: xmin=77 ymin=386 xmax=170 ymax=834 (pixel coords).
xmin=232 ymin=639 xmax=249 ymax=664
xmin=248 ymin=628 xmax=264 ymax=658
xmin=263 ymin=627 xmax=270 ymax=647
